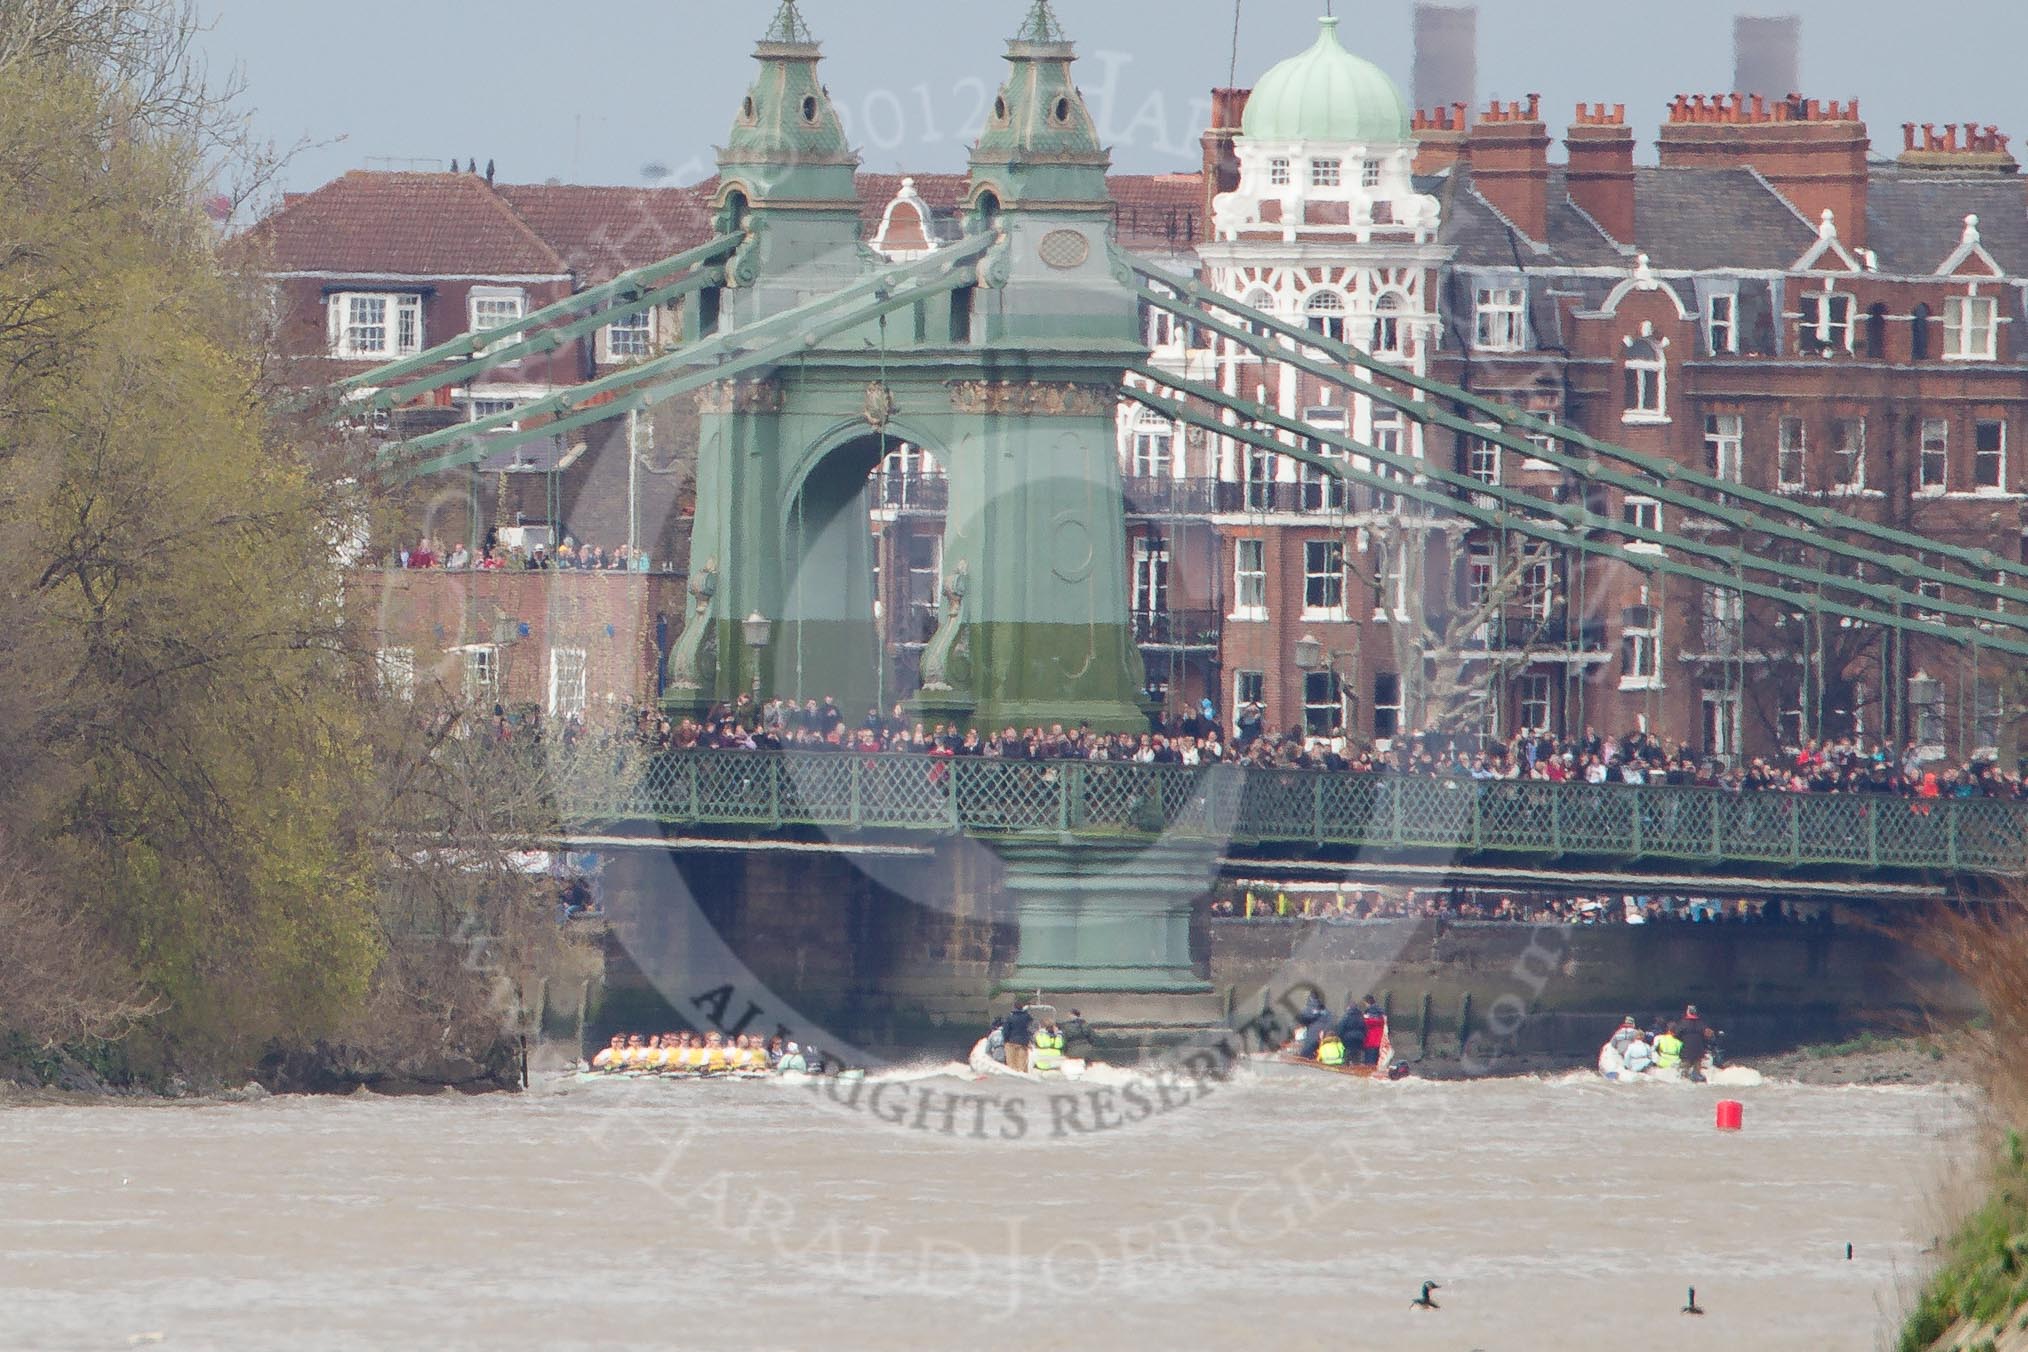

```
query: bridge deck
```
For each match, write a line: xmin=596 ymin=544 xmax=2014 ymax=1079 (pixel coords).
xmin=558 ymin=750 xmax=2028 ymax=876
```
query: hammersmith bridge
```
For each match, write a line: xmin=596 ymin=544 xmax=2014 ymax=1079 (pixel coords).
xmin=346 ymin=2 xmax=2028 ymax=1018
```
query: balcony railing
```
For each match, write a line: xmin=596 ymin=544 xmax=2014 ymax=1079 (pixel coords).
xmin=1130 ymin=608 xmax=1222 ymax=648
xmin=874 ymin=473 xmax=948 ymax=512
xmin=555 ymin=750 xmax=2028 ymax=875
xmin=1460 ymin=615 xmax=1609 ymax=652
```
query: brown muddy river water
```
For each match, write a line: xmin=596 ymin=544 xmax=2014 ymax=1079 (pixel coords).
xmin=0 ymin=1067 xmax=1970 ymax=1351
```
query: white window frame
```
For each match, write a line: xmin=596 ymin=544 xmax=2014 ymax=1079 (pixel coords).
xmin=1369 ymin=542 xmax=1407 ymax=622
xmin=1465 ymin=543 xmax=1495 ymax=609
xmin=375 ymin=647 xmax=416 ymax=700
xmin=1522 ymin=412 xmax=1560 ymax=471
xmin=1621 ymin=337 xmax=1667 ymax=424
xmin=1474 ymin=286 xmax=1526 ymax=352
xmin=329 ymin=291 xmax=423 ymax=359
xmin=1371 ymin=290 xmax=1407 ymax=356
xmin=604 ymin=307 xmax=654 ymax=361
xmin=1372 ymin=672 xmax=1403 ymax=744
xmin=1268 ymin=158 xmax=1291 ymax=187
xmin=469 ymin=397 xmax=521 ymax=430
xmin=463 ymin=645 xmax=499 ymax=705
xmin=1703 ymin=413 xmax=1743 ymax=483
xmin=1706 ymin=290 xmax=1738 ymax=355
xmin=1232 ymin=539 xmax=1267 ymax=619
xmin=1234 ymin=670 xmax=1265 ymax=721
xmin=1778 ymin=416 xmax=1807 ymax=491
xmin=1701 ymin=585 xmax=1744 ymax=650
xmin=547 ymin=646 xmax=589 ymax=721
xmin=1302 ymin=670 xmax=1345 ymax=735
xmin=1304 ymin=289 xmax=1348 ymax=342
xmin=469 ymin=286 xmax=528 ymax=356
xmin=1621 ymin=496 xmax=1662 ymax=552
xmin=1303 ymin=539 xmax=1347 ymax=620
xmin=1974 ymin=418 xmax=2007 ymax=493
xmin=1702 ymin=690 xmax=1740 ymax=760
xmin=1310 ymin=157 xmax=1342 ymax=188
xmin=1914 ymin=578 xmax=1945 ymax=624
xmin=1829 ymin=416 xmax=1866 ymax=493
xmin=1620 ymin=595 xmax=1662 ymax=691
xmin=1515 ymin=673 xmax=1553 ymax=735
xmin=1131 ymin=537 xmax=1170 ymax=619
xmin=1799 ymin=291 xmax=1853 ymax=354
xmin=1944 ymin=294 xmax=1998 ymax=361
xmin=1241 ymin=446 xmax=1279 ymax=510
xmin=1467 ymin=425 xmax=1500 ymax=485
xmin=1361 ymin=158 xmax=1382 ymax=188
xmin=1919 ymin=417 xmax=1949 ymax=494
xmin=1131 ymin=418 xmax=1175 ymax=480
xmin=1520 ymin=555 xmax=1554 ymax=621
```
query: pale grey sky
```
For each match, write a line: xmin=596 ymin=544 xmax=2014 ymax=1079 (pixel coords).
xmin=195 ymin=1 xmax=2028 ymax=194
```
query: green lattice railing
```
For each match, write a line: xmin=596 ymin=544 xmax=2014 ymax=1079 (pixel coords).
xmin=551 ymin=750 xmax=2028 ymax=875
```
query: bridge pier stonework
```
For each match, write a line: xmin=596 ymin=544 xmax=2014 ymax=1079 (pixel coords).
xmin=990 ymin=838 xmax=1225 ymax=1045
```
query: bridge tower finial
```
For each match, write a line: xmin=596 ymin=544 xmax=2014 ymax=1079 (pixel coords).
xmin=762 ymin=0 xmax=814 ymax=44
xmin=1016 ymin=0 xmax=1069 ymax=43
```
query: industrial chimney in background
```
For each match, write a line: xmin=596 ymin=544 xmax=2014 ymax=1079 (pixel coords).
xmin=1413 ymin=4 xmax=1477 ymax=116
xmin=1733 ymin=14 xmax=1802 ymax=97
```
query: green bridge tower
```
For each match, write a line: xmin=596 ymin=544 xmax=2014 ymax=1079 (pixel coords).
xmin=663 ymin=0 xmax=1216 ymax=1037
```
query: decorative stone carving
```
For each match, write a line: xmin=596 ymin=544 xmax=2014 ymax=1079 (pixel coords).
xmin=1037 ymin=228 xmax=1091 ymax=270
xmin=947 ymin=380 xmax=1117 ymax=418
xmin=918 ymin=561 xmax=971 ymax=692
xmin=699 ymin=380 xmax=786 ymax=415
xmin=665 ymin=560 xmax=719 ymax=690
xmin=862 ymin=380 xmax=898 ymax=430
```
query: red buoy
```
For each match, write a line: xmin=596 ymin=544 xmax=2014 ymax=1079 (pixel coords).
xmin=1715 ymin=1099 xmax=1744 ymax=1131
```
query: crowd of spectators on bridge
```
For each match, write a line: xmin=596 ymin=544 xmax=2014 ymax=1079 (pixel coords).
xmin=395 ymin=537 xmax=649 ymax=572
xmin=605 ymin=694 xmax=2028 ymax=802
xmin=1208 ymin=888 xmax=1829 ymax=927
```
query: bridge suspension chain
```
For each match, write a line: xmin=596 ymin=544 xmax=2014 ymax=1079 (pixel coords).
xmin=1125 ymin=381 xmax=2028 ymax=660
xmin=1119 ymin=249 xmax=2028 ymax=615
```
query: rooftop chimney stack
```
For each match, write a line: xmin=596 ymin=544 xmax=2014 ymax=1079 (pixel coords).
xmin=1657 ymin=92 xmax=1871 ymax=248
xmin=1202 ymin=88 xmax=1252 ymax=232
xmin=1733 ymin=15 xmax=1802 ymax=100
xmin=1412 ymin=103 xmax=1471 ymax=175
xmin=1464 ymin=94 xmax=1551 ymax=242
xmin=1565 ymin=103 xmax=1637 ymax=244
xmin=1897 ymin=121 xmax=2020 ymax=175
xmin=1413 ymin=4 xmax=1477 ymax=118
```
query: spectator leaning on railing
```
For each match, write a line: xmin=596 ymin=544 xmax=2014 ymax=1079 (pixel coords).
xmin=462 ymin=691 xmax=2028 ymax=804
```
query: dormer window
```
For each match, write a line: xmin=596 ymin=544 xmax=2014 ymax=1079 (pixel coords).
xmin=1268 ymin=158 xmax=1292 ymax=187
xmin=1945 ymin=295 xmax=1998 ymax=361
xmin=1706 ymin=291 xmax=1737 ymax=355
xmin=1798 ymin=292 xmax=1852 ymax=355
xmin=1310 ymin=158 xmax=1342 ymax=188
xmin=1473 ymin=286 xmax=1525 ymax=351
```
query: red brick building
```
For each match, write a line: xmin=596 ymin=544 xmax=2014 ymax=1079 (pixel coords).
xmin=262 ymin=19 xmax=2028 ymax=760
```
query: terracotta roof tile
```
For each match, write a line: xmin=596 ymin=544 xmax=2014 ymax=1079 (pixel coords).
xmin=494 ymin=184 xmax=717 ymax=283
xmin=252 ymin=168 xmax=1213 ymax=285
xmin=249 ymin=172 xmax=570 ymax=277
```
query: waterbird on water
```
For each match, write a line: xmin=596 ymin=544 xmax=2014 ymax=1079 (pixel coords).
xmin=1411 ymin=1281 xmax=1440 ymax=1310
xmin=1682 ymin=1287 xmax=1704 ymax=1316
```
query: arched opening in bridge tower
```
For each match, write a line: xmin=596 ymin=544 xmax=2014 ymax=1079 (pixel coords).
xmin=778 ymin=430 xmax=941 ymax=717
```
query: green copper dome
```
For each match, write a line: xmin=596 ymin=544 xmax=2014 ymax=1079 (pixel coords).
xmin=1240 ymin=16 xmax=1410 ymax=144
